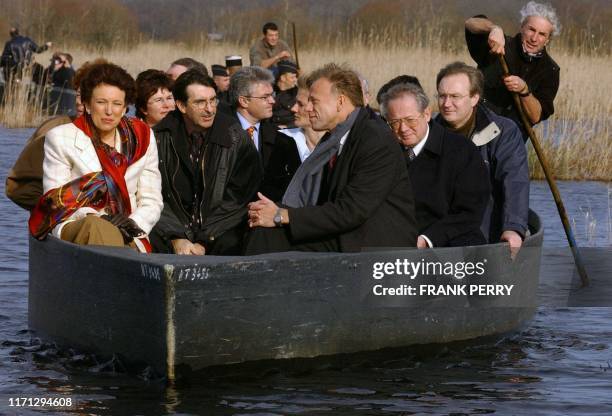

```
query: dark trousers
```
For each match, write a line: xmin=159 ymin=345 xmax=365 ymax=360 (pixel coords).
xmin=244 ymin=227 xmax=340 ymax=255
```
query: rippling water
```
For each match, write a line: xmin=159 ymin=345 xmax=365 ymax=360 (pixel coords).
xmin=1 ymin=127 xmax=611 ymax=415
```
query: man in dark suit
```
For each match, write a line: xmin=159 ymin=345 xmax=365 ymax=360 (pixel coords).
xmin=379 ymin=82 xmax=489 ymax=248
xmin=229 ymin=66 xmax=280 ymax=170
xmin=245 ymin=63 xmax=417 ymax=253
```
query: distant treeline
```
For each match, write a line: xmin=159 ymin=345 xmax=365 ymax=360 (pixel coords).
xmin=0 ymin=0 xmax=610 ymax=53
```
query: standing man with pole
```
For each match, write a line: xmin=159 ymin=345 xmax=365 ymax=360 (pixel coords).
xmin=465 ymin=1 xmax=560 ymax=136
xmin=466 ymin=2 xmax=589 ymax=286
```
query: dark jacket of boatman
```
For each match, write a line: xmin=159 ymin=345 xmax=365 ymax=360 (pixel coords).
xmin=466 ymin=16 xmax=560 ymax=131
xmin=151 ymin=109 xmax=262 ymax=254
xmin=407 ymin=120 xmax=490 ymax=247
xmin=436 ymin=104 xmax=529 ymax=242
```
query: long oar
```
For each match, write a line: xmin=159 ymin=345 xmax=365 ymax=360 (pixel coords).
xmin=498 ymin=54 xmax=589 ymax=287
xmin=291 ymin=21 xmax=300 ymax=68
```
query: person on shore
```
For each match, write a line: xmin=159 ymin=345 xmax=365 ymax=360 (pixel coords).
xmin=1 ymin=27 xmax=52 ymax=82
xmin=48 ymin=52 xmax=76 ymax=115
xmin=166 ymin=57 xmax=208 ymax=81
xmin=379 ymin=82 xmax=489 ymax=248
xmin=211 ymin=64 xmax=231 ymax=105
xmin=249 ymin=22 xmax=292 ymax=74
xmin=5 ymin=59 xmax=106 ymax=211
xmin=245 ymin=63 xmax=417 ymax=254
xmin=261 ymin=76 xmax=326 ymax=202
xmin=135 ymin=69 xmax=175 ymax=127
xmin=230 ymin=66 xmax=280 ymax=170
xmin=271 ymin=60 xmax=299 ymax=128
xmin=434 ymin=62 xmax=529 ymax=256
xmin=29 ymin=62 xmax=163 ymax=253
xmin=150 ymin=69 xmax=262 ymax=255
xmin=465 ymin=1 xmax=560 ymax=135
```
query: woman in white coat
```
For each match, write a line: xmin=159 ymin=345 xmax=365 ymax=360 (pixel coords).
xmin=29 ymin=61 xmax=162 ymax=252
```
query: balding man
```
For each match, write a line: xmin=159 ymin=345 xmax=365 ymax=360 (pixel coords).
xmin=166 ymin=57 xmax=208 ymax=81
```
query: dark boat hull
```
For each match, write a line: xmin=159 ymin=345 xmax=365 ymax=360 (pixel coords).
xmin=29 ymin=212 xmax=543 ymax=379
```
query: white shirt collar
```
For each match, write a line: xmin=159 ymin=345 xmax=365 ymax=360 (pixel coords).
xmin=411 ymin=124 xmax=429 ymax=156
xmin=279 ymin=127 xmax=311 ymax=162
xmin=338 ymin=131 xmax=350 ymax=155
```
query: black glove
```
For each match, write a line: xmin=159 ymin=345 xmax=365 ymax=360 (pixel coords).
xmin=101 ymin=214 xmax=145 ymax=244
xmin=101 ymin=213 xmax=131 ymax=227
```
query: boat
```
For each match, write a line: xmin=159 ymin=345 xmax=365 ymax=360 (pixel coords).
xmin=28 ymin=211 xmax=543 ymax=380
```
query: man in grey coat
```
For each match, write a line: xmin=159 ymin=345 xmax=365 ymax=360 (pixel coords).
xmin=434 ymin=62 xmax=529 ymax=257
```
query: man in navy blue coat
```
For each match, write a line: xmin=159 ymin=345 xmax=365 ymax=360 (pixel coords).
xmin=434 ymin=62 xmax=529 ymax=257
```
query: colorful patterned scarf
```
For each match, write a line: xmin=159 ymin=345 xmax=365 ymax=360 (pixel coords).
xmin=29 ymin=114 xmax=150 ymax=245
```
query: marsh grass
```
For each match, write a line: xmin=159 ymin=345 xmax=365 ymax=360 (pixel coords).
xmin=1 ymin=34 xmax=610 ymax=180
xmin=0 ymin=69 xmax=47 ymax=128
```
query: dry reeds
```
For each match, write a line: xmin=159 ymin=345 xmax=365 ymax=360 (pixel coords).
xmin=0 ymin=69 xmax=47 ymax=128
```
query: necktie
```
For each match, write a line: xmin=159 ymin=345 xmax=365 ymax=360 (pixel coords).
xmin=328 ymin=153 xmax=338 ymax=171
xmin=246 ymin=126 xmax=256 ymax=141
xmin=405 ymin=146 xmax=416 ymax=161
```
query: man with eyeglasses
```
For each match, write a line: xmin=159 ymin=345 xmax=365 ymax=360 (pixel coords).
xmin=434 ymin=62 xmax=529 ymax=257
xmin=230 ymin=66 xmax=286 ymax=170
xmin=150 ymin=69 xmax=262 ymax=255
xmin=379 ymin=82 xmax=489 ymax=248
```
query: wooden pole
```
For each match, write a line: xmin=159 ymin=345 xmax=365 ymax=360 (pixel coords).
xmin=291 ymin=21 xmax=300 ymax=68
xmin=498 ymin=54 xmax=589 ymax=287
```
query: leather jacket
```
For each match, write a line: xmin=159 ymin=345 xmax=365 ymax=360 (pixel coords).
xmin=151 ymin=110 xmax=262 ymax=252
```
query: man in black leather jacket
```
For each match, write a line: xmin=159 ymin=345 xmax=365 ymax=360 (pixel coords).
xmin=150 ymin=69 xmax=262 ymax=255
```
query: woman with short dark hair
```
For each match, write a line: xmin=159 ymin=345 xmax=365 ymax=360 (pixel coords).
xmin=29 ymin=61 xmax=163 ymax=252
xmin=135 ymin=69 xmax=175 ymax=127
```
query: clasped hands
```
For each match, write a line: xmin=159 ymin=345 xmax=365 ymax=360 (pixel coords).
xmin=248 ymin=192 xmax=278 ymax=228
xmin=100 ymin=213 xmax=145 ymax=244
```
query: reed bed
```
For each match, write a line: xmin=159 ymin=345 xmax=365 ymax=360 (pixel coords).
xmin=0 ymin=71 xmax=47 ymax=128
xmin=1 ymin=37 xmax=610 ymax=180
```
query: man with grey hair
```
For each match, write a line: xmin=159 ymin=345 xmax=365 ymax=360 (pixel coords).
xmin=380 ymin=82 xmax=489 ymax=248
xmin=465 ymin=1 xmax=560 ymax=135
xmin=230 ymin=66 xmax=280 ymax=169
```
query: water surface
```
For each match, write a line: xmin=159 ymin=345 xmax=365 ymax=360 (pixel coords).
xmin=1 ymin=127 xmax=611 ymax=415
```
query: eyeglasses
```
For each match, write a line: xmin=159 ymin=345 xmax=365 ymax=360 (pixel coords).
xmin=189 ymin=97 xmax=219 ymax=109
xmin=148 ymin=96 xmax=175 ymax=105
xmin=387 ymin=114 xmax=423 ymax=130
xmin=435 ymin=93 xmax=470 ymax=103
xmin=244 ymin=92 xmax=276 ymax=101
